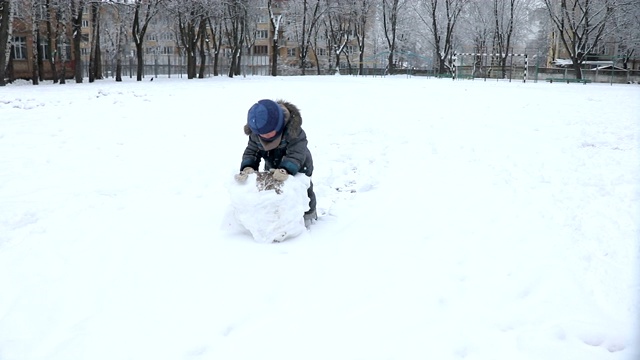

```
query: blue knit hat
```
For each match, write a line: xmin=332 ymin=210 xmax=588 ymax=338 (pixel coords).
xmin=247 ymin=99 xmax=285 ymax=150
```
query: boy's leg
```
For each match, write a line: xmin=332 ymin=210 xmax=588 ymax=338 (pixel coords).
xmin=304 ymin=180 xmax=317 ymax=220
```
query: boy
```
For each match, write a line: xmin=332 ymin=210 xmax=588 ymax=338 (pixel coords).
xmin=235 ymin=99 xmax=317 ymax=225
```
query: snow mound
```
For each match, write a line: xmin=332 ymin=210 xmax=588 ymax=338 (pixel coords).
xmin=227 ymin=171 xmax=311 ymax=243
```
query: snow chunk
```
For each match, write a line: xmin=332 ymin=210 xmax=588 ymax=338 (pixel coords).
xmin=227 ymin=171 xmax=311 ymax=243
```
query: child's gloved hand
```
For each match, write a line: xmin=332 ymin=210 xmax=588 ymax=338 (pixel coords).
xmin=235 ymin=167 xmax=255 ymax=183
xmin=271 ymin=168 xmax=289 ymax=182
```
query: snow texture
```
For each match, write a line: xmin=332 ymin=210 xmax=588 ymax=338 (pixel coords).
xmin=0 ymin=75 xmax=638 ymax=360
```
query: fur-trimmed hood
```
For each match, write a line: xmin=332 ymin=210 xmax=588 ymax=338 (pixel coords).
xmin=244 ymin=100 xmax=302 ymax=138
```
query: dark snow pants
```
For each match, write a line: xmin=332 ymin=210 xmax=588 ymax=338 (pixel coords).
xmin=307 ymin=181 xmax=317 ymax=215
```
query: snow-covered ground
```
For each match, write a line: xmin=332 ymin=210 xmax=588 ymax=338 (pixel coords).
xmin=0 ymin=75 xmax=638 ymax=360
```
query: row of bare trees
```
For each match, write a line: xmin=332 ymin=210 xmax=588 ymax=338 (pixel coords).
xmin=1 ymin=0 xmax=639 ymax=85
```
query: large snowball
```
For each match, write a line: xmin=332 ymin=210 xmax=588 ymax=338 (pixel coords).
xmin=227 ymin=171 xmax=311 ymax=243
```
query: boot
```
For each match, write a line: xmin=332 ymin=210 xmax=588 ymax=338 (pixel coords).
xmin=304 ymin=209 xmax=317 ymax=228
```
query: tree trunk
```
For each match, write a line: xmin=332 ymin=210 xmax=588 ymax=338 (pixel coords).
xmin=32 ymin=29 xmax=43 ymax=85
xmin=72 ymin=3 xmax=84 ymax=83
xmin=179 ymin=13 xmax=199 ymax=79
xmin=223 ymin=0 xmax=246 ymax=78
xmin=45 ymin=0 xmax=58 ymax=83
xmin=382 ymin=0 xmax=399 ymax=75
xmin=0 ymin=0 xmax=11 ymax=86
xmin=89 ymin=2 xmax=102 ymax=82
xmin=114 ymin=2 xmax=125 ymax=82
xmin=59 ymin=19 xmax=67 ymax=84
xmin=31 ymin=23 xmax=39 ymax=84
xmin=115 ymin=16 xmax=124 ymax=82
xmin=198 ymin=18 xmax=206 ymax=78
xmin=297 ymin=0 xmax=321 ymax=76
xmin=354 ymin=0 xmax=369 ymax=76
xmin=94 ymin=27 xmax=101 ymax=79
xmin=271 ymin=37 xmax=278 ymax=76
xmin=207 ymin=18 xmax=221 ymax=77
xmin=115 ymin=56 xmax=122 ymax=81
xmin=136 ymin=42 xmax=144 ymax=80
xmin=89 ymin=3 xmax=97 ymax=82
xmin=572 ymin=59 xmax=583 ymax=80
xmin=235 ymin=50 xmax=242 ymax=76
xmin=228 ymin=49 xmax=237 ymax=77
xmin=132 ymin=0 xmax=160 ymax=81
xmin=267 ymin=2 xmax=280 ymax=77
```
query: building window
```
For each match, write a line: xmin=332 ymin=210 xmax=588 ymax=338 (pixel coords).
xmin=287 ymin=47 xmax=296 ymax=57
xmin=57 ymin=43 xmax=71 ymax=60
xmin=11 ymin=37 xmax=27 ymax=59
xmin=316 ymin=47 xmax=326 ymax=56
xmin=35 ymin=3 xmax=47 ymax=20
xmin=40 ymin=39 xmax=51 ymax=60
xmin=256 ymin=30 xmax=268 ymax=39
xmin=161 ymin=46 xmax=173 ymax=55
xmin=253 ymin=45 xmax=268 ymax=55
xmin=82 ymin=20 xmax=89 ymax=28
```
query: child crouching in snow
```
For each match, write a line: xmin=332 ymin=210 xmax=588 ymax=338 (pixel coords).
xmin=235 ymin=99 xmax=317 ymax=225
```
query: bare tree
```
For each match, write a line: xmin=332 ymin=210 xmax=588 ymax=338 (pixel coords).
xmin=88 ymin=0 xmax=103 ymax=82
xmin=132 ymin=0 xmax=161 ymax=81
xmin=381 ymin=0 xmax=400 ymax=74
xmin=171 ymin=1 xmax=201 ymax=79
xmin=0 ymin=0 xmax=11 ymax=86
xmin=43 ymin=0 xmax=62 ymax=83
xmin=10 ymin=0 xmax=41 ymax=84
xmin=543 ymin=0 xmax=616 ymax=79
xmin=488 ymin=0 xmax=533 ymax=77
xmin=70 ymin=0 xmax=85 ymax=83
xmin=196 ymin=11 xmax=208 ymax=78
xmin=415 ymin=0 xmax=467 ymax=74
xmin=492 ymin=0 xmax=516 ymax=78
xmin=353 ymin=0 xmax=372 ymax=75
xmin=459 ymin=0 xmax=492 ymax=75
xmin=102 ymin=0 xmax=130 ymax=81
xmin=165 ymin=0 xmax=218 ymax=79
xmin=223 ymin=0 xmax=247 ymax=77
xmin=32 ymin=0 xmax=41 ymax=84
xmin=57 ymin=0 xmax=69 ymax=83
xmin=207 ymin=7 xmax=223 ymax=76
xmin=612 ymin=1 xmax=640 ymax=69
xmin=288 ymin=0 xmax=325 ymax=75
xmin=325 ymin=0 xmax=351 ymax=74
xmin=267 ymin=0 xmax=283 ymax=76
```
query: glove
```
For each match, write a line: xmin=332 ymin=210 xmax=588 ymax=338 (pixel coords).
xmin=271 ymin=168 xmax=289 ymax=182
xmin=234 ymin=167 xmax=255 ymax=183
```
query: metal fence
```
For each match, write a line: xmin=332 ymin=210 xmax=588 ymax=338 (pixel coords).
xmin=88 ymin=56 xmax=640 ymax=84
xmin=95 ymin=54 xmax=273 ymax=79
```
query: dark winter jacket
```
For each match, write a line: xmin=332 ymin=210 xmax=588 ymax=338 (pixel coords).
xmin=240 ymin=100 xmax=314 ymax=177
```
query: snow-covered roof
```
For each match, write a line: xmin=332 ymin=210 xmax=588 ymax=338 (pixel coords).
xmin=552 ymin=59 xmax=616 ymax=68
xmin=591 ymin=65 xmax=627 ymax=71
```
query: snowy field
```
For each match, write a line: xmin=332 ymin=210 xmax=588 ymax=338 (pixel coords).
xmin=0 ymin=75 xmax=639 ymax=360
